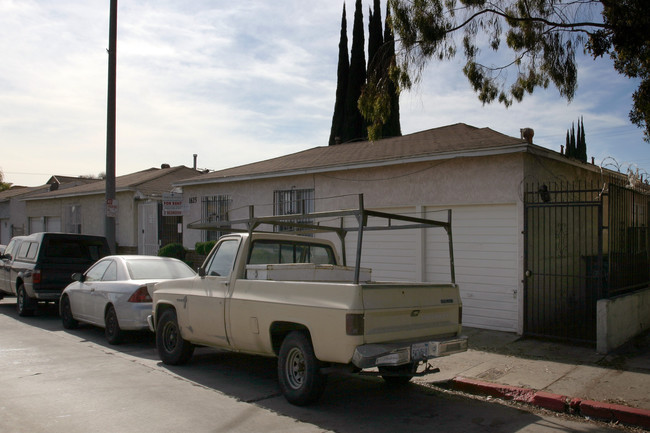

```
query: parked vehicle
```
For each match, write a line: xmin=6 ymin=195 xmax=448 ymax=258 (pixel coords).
xmin=0 ymin=233 xmax=110 ymax=315
xmin=149 ymin=198 xmax=468 ymax=405
xmin=60 ymin=255 xmax=196 ymax=344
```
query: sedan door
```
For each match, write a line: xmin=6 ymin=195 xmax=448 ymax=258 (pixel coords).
xmin=86 ymin=260 xmax=120 ymax=324
xmin=75 ymin=259 xmax=113 ymax=323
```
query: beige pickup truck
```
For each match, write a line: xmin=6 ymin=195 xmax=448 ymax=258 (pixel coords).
xmin=149 ymin=200 xmax=467 ymax=405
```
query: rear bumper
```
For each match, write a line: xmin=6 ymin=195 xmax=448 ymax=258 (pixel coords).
xmin=351 ymin=335 xmax=468 ymax=369
xmin=147 ymin=314 xmax=155 ymax=332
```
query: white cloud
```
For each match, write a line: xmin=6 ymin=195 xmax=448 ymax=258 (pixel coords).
xmin=0 ymin=0 xmax=647 ymax=186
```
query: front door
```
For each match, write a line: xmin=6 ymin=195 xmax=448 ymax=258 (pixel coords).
xmin=138 ymin=202 xmax=158 ymax=255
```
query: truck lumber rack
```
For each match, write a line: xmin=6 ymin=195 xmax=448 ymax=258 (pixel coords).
xmin=188 ymin=194 xmax=455 ymax=285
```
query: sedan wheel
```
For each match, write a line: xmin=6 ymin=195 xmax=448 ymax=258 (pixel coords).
xmin=60 ymin=295 xmax=78 ymax=329
xmin=104 ymin=305 xmax=123 ymax=345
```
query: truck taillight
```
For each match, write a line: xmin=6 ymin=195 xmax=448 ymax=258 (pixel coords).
xmin=32 ymin=270 xmax=41 ymax=284
xmin=346 ymin=314 xmax=364 ymax=336
xmin=128 ymin=286 xmax=152 ymax=303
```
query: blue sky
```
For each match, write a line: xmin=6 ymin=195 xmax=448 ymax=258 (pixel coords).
xmin=1 ymin=0 xmax=647 ymax=187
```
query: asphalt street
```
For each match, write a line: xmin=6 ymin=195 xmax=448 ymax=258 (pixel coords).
xmin=0 ymin=299 xmax=632 ymax=433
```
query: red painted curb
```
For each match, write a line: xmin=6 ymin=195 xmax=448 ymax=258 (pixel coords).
xmin=531 ymin=391 xmax=568 ymax=412
xmin=449 ymin=376 xmax=650 ymax=429
xmin=450 ymin=377 xmax=534 ymax=403
xmin=578 ymin=399 xmax=650 ymax=429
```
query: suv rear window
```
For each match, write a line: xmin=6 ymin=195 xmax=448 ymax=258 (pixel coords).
xmin=42 ymin=238 xmax=108 ymax=263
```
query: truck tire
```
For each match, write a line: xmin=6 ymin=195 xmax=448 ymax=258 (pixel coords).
xmin=277 ymin=331 xmax=327 ymax=406
xmin=17 ymin=284 xmax=35 ymax=317
xmin=156 ymin=309 xmax=194 ymax=365
xmin=379 ymin=364 xmax=415 ymax=386
xmin=105 ymin=305 xmax=124 ymax=345
xmin=60 ymin=295 xmax=79 ymax=329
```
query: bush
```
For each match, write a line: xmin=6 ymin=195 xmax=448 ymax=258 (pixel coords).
xmin=195 ymin=240 xmax=216 ymax=255
xmin=158 ymin=243 xmax=187 ymax=261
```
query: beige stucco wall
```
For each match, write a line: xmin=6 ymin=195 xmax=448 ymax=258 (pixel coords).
xmin=181 ymin=153 xmax=527 ymax=249
xmin=23 ymin=191 xmax=138 ymax=248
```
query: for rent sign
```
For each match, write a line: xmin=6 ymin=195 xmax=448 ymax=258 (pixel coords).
xmin=162 ymin=193 xmax=184 ymax=216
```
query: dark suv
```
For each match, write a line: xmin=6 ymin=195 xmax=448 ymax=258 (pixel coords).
xmin=0 ymin=233 xmax=110 ymax=316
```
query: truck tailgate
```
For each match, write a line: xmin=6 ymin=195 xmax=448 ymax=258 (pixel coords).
xmin=361 ymin=283 xmax=462 ymax=344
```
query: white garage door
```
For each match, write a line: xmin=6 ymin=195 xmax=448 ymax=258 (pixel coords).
xmin=425 ymin=204 xmax=518 ymax=332
xmin=345 ymin=204 xmax=519 ymax=332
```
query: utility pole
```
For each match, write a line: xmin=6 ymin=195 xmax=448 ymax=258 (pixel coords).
xmin=105 ymin=0 xmax=117 ymax=253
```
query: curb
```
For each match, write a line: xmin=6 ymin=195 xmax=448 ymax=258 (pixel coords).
xmin=449 ymin=376 xmax=650 ymax=429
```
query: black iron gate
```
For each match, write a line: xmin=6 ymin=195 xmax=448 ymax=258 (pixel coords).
xmin=523 ymin=181 xmax=604 ymax=343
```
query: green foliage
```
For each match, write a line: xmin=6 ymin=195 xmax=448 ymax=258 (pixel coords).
xmin=194 ymin=241 xmax=216 ymax=256
xmin=158 ymin=243 xmax=187 ymax=261
xmin=385 ymin=0 xmax=650 ymax=141
xmin=0 ymin=169 xmax=11 ymax=192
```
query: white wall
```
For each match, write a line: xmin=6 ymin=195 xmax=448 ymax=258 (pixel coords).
xmin=597 ymin=288 xmax=650 ymax=353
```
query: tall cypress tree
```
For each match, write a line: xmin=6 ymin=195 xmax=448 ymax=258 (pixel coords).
xmin=342 ymin=0 xmax=367 ymax=142
xmin=568 ymin=123 xmax=576 ymax=158
xmin=382 ymin=6 xmax=401 ymax=138
xmin=367 ymin=0 xmax=383 ymax=72
xmin=328 ymin=4 xmax=350 ymax=146
xmin=577 ymin=117 xmax=587 ymax=162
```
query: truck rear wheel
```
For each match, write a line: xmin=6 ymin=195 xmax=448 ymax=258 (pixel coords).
xmin=277 ymin=331 xmax=327 ymax=406
xmin=156 ymin=309 xmax=194 ymax=365
xmin=17 ymin=284 xmax=35 ymax=317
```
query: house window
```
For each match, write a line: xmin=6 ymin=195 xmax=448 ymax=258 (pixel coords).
xmin=273 ymin=188 xmax=314 ymax=232
xmin=201 ymin=195 xmax=231 ymax=241
xmin=66 ymin=205 xmax=82 ymax=234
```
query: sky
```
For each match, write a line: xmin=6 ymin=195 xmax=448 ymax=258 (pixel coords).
xmin=1 ymin=0 xmax=648 ymax=187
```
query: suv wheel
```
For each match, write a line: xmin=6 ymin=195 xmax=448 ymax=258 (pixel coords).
xmin=17 ymin=284 xmax=35 ymax=317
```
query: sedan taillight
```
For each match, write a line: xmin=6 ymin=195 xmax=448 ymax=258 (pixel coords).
xmin=128 ymin=286 xmax=152 ymax=303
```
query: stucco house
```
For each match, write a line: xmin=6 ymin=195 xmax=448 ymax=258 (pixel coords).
xmin=0 ymin=176 xmax=101 ymax=244
xmin=170 ymin=123 xmax=649 ymax=351
xmin=22 ymin=165 xmax=199 ymax=255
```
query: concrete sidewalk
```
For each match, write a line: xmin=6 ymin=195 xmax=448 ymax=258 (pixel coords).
xmin=415 ymin=327 xmax=650 ymax=430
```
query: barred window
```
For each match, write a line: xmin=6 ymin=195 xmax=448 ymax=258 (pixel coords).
xmin=273 ymin=189 xmax=314 ymax=232
xmin=201 ymin=195 xmax=231 ymax=241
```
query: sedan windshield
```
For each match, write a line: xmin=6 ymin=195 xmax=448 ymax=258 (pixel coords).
xmin=126 ymin=259 xmax=195 ymax=280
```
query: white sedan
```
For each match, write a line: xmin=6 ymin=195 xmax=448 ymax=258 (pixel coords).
xmin=60 ymin=255 xmax=196 ymax=344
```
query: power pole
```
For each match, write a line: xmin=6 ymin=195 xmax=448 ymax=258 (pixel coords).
xmin=105 ymin=0 xmax=117 ymax=253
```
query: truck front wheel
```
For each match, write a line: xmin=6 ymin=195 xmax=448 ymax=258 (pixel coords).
xmin=277 ymin=331 xmax=327 ymax=406
xmin=156 ymin=309 xmax=194 ymax=365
